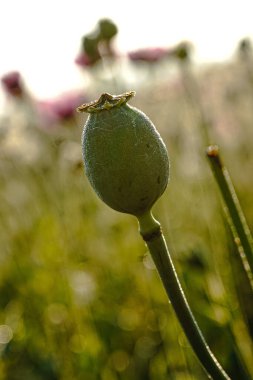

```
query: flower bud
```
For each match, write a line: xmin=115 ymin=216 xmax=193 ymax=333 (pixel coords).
xmin=77 ymin=91 xmax=169 ymax=216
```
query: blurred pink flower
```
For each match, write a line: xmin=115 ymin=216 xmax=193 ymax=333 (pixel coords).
xmin=53 ymin=92 xmax=86 ymax=119
xmin=128 ymin=47 xmax=169 ymax=63
xmin=36 ymin=100 xmax=59 ymax=128
xmin=37 ymin=91 xmax=86 ymax=128
xmin=75 ymin=52 xmax=98 ymax=67
xmin=1 ymin=71 xmax=23 ymax=97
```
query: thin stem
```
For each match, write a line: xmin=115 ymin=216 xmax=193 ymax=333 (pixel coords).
xmin=206 ymin=145 xmax=253 ymax=289
xmin=179 ymin=60 xmax=211 ymax=145
xmin=138 ymin=211 xmax=231 ymax=380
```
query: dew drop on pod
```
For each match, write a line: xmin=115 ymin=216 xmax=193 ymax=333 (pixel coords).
xmin=77 ymin=91 xmax=169 ymax=218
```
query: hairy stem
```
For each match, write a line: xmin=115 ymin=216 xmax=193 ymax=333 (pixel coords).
xmin=138 ymin=211 xmax=231 ymax=380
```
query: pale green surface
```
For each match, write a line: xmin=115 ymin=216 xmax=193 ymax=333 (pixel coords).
xmin=82 ymin=103 xmax=169 ymax=216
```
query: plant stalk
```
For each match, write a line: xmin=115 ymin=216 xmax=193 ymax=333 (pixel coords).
xmin=138 ymin=211 xmax=231 ymax=380
xmin=206 ymin=145 xmax=253 ymax=289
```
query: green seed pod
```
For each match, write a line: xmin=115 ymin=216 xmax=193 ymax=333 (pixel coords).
xmin=77 ymin=91 xmax=169 ymax=217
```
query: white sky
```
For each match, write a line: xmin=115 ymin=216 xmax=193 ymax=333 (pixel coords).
xmin=0 ymin=0 xmax=253 ymax=102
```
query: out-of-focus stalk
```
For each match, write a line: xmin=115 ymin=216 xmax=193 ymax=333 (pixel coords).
xmin=206 ymin=145 xmax=253 ymax=289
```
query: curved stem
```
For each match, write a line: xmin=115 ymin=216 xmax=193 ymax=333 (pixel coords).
xmin=137 ymin=211 xmax=231 ymax=380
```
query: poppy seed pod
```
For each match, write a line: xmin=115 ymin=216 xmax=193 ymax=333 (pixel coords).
xmin=77 ymin=91 xmax=170 ymax=216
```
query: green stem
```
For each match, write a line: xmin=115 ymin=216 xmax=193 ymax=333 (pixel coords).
xmin=206 ymin=145 xmax=253 ymax=289
xmin=138 ymin=211 xmax=231 ymax=380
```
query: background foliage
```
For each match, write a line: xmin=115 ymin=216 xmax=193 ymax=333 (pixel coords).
xmin=0 ymin=25 xmax=253 ymax=379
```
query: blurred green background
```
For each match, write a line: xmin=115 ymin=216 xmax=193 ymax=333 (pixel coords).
xmin=0 ymin=18 xmax=253 ymax=380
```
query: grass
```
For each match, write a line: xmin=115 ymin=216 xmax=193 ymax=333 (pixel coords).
xmin=0 ymin=56 xmax=253 ymax=379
